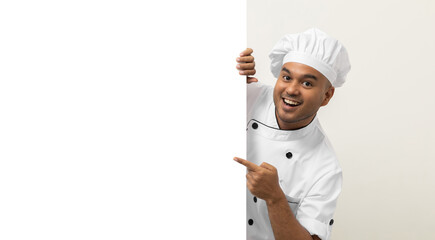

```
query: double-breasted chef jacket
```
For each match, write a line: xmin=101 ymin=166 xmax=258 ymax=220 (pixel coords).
xmin=246 ymin=82 xmax=342 ymax=240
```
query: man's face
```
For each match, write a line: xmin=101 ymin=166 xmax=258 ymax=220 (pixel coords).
xmin=273 ymin=62 xmax=335 ymax=130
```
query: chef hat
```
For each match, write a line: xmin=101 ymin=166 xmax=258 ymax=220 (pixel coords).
xmin=269 ymin=28 xmax=351 ymax=88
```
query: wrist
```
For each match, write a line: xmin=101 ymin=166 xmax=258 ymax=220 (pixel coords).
xmin=265 ymin=189 xmax=286 ymax=206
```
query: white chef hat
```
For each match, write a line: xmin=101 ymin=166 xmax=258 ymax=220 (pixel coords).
xmin=269 ymin=28 xmax=351 ymax=88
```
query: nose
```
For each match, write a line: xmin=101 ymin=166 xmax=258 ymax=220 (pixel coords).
xmin=284 ymin=81 xmax=300 ymax=96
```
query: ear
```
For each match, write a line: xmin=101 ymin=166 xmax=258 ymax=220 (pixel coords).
xmin=321 ymin=86 xmax=335 ymax=106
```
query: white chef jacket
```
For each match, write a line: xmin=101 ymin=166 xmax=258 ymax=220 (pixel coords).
xmin=246 ymin=82 xmax=342 ymax=240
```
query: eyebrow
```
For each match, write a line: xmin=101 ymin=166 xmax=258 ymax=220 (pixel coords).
xmin=281 ymin=67 xmax=318 ymax=81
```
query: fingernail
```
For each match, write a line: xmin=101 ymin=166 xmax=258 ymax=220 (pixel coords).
xmin=240 ymin=71 xmax=244 ymax=74
xmin=236 ymin=57 xmax=240 ymax=61
xmin=236 ymin=64 xmax=240 ymax=69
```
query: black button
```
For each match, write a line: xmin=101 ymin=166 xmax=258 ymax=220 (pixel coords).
xmin=253 ymin=196 xmax=257 ymax=203
xmin=286 ymin=152 xmax=293 ymax=159
xmin=329 ymin=219 xmax=334 ymax=225
xmin=252 ymin=122 xmax=258 ymax=129
xmin=248 ymin=219 xmax=254 ymax=225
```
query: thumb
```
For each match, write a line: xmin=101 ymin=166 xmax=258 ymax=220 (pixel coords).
xmin=247 ymin=77 xmax=258 ymax=83
xmin=260 ymin=162 xmax=276 ymax=171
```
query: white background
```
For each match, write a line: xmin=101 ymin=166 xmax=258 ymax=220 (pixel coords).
xmin=248 ymin=0 xmax=435 ymax=239
xmin=0 ymin=1 xmax=246 ymax=239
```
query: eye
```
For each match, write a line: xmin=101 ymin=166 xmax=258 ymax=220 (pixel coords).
xmin=283 ymin=76 xmax=291 ymax=81
xmin=302 ymin=81 xmax=312 ymax=87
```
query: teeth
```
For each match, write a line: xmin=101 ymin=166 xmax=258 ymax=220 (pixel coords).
xmin=284 ymin=99 xmax=300 ymax=106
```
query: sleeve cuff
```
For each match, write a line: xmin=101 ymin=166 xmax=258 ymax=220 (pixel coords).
xmin=297 ymin=217 xmax=330 ymax=240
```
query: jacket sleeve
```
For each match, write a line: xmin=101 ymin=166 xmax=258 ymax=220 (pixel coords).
xmin=247 ymin=82 xmax=271 ymax=122
xmin=296 ymin=169 xmax=343 ymax=240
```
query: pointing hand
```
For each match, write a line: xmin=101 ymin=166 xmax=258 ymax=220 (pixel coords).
xmin=234 ymin=157 xmax=283 ymax=203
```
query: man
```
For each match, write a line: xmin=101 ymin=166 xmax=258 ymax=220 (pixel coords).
xmin=234 ymin=28 xmax=351 ymax=240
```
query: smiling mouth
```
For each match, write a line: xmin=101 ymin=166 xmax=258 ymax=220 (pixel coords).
xmin=283 ymin=98 xmax=301 ymax=107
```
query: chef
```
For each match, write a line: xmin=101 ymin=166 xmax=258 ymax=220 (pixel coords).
xmin=234 ymin=28 xmax=351 ymax=240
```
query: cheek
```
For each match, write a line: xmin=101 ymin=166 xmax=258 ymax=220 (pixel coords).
xmin=273 ymin=83 xmax=282 ymax=102
xmin=306 ymin=92 xmax=325 ymax=108
xmin=273 ymin=92 xmax=279 ymax=106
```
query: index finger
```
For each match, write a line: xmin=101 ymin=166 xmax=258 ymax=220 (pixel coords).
xmin=233 ymin=157 xmax=260 ymax=171
xmin=240 ymin=48 xmax=253 ymax=57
